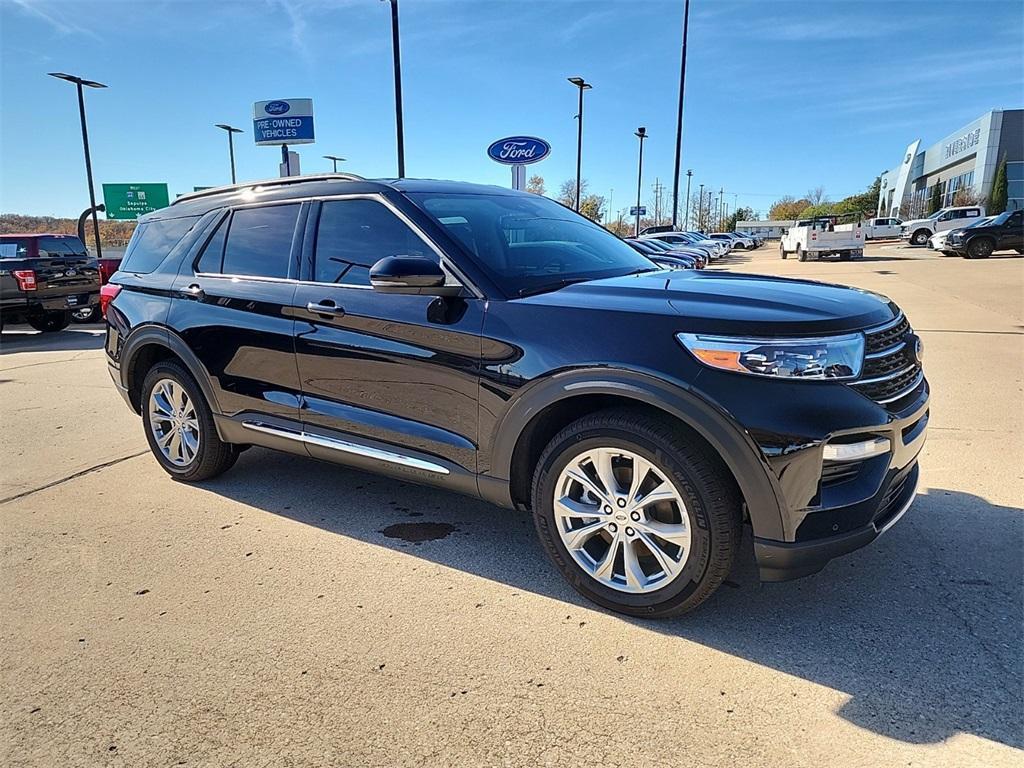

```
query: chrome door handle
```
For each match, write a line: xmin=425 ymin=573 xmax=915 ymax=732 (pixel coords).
xmin=180 ymin=283 xmax=205 ymax=299
xmin=306 ymin=301 xmax=345 ymax=317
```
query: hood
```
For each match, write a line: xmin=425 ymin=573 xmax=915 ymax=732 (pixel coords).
xmin=519 ymin=270 xmax=897 ymax=335
xmin=902 ymin=218 xmax=933 ymax=229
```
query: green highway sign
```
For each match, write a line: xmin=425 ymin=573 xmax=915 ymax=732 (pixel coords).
xmin=102 ymin=183 xmax=170 ymax=220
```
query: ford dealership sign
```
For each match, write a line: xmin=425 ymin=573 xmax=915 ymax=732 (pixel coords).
xmin=252 ymin=99 xmax=314 ymax=146
xmin=487 ymin=136 xmax=551 ymax=165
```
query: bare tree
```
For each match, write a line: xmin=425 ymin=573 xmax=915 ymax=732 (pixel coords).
xmin=807 ymin=186 xmax=828 ymax=206
xmin=526 ymin=175 xmax=546 ymax=196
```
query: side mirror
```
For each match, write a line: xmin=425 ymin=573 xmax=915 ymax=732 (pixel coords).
xmin=369 ymin=255 xmax=461 ymax=297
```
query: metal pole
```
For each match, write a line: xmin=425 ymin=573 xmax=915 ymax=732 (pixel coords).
xmin=575 ymin=85 xmax=584 ymax=211
xmin=388 ymin=0 xmax=405 ymax=177
xmin=671 ymin=0 xmax=690 ymax=229
xmin=228 ymin=130 xmax=237 ymax=184
xmin=331 ymin=157 xmax=338 ymax=172
xmin=684 ymin=170 xmax=693 ymax=229
xmin=76 ymin=82 xmax=103 ymax=260
xmin=719 ymin=187 xmax=724 ymax=230
xmin=634 ymin=128 xmax=646 ymax=237
xmin=697 ymin=183 xmax=704 ymax=230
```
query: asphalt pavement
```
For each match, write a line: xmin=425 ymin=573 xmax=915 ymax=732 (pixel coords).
xmin=1 ymin=242 xmax=1021 ymax=767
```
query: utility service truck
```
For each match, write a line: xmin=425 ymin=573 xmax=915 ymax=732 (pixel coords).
xmin=779 ymin=217 xmax=864 ymax=261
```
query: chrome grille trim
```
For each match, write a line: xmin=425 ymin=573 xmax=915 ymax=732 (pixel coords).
xmin=874 ymin=370 xmax=925 ymax=404
xmin=865 ymin=341 xmax=906 ymax=359
xmin=857 ymin=363 xmax=918 ymax=385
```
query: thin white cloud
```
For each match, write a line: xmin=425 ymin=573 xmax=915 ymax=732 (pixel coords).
xmin=6 ymin=0 xmax=101 ymax=40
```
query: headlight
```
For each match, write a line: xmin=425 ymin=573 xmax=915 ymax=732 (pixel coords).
xmin=677 ymin=332 xmax=864 ymax=379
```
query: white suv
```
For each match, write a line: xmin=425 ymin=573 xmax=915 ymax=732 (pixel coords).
xmin=901 ymin=206 xmax=985 ymax=246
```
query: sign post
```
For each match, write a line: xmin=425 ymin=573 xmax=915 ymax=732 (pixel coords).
xmin=487 ymin=136 xmax=551 ymax=192
xmin=102 ymin=183 xmax=170 ymax=219
xmin=253 ymin=99 xmax=314 ymax=177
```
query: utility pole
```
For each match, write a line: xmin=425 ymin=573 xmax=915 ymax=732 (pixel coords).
xmin=684 ymin=170 xmax=693 ymax=229
xmin=652 ymin=178 xmax=665 ymax=226
xmin=671 ymin=0 xmax=691 ymax=229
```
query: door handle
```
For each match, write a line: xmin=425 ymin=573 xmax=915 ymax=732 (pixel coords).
xmin=180 ymin=283 xmax=205 ymax=300
xmin=306 ymin=300 xmax=345 ymax=317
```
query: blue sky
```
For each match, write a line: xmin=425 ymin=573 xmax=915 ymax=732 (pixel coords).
xmin=2 ymin=0 xmax=1022 ymax=219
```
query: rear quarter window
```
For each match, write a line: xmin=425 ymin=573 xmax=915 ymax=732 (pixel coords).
xmin=120 ymin=216 xmax=201 ymax=274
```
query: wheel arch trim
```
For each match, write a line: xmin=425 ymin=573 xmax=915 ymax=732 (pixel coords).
xmin=487 ymin=367 xmax=788 ymax=541
xmin=120 ymin=325 xmax=224 ymax=423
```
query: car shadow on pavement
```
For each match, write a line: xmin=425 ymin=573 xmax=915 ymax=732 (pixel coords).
xmin=202 ymin=448 xmax=1023 ymax=749
xmin=0 ymin=325 xmax=106 ymax=355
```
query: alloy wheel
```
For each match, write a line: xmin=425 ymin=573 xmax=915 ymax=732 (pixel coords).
xmin=148 ymin=378 xmax=200 ymax=466
xmin=553 ymin=448 xmax=692 ymax=594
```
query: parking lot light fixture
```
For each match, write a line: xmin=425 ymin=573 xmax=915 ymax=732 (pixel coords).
xmin=634 ymin=126 xmax=647 ymax=237
xmin=215 ymin=124 xmax=244 ymax=184
xmin=568 ymin=76 xmax=592 ymax=211
xmin=48 ymin=72 xmax=106 ymax=259
xmin=684 ymin=170 xmax=693 ymax=228
xmin=323 ymin=155 xmax=347 ymax=173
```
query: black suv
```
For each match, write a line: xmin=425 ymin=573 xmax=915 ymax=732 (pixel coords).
xmin=946 ymin=209 xmax=1024 ymax=258
xmin=105 ymin=176 xmax=929 ymax=617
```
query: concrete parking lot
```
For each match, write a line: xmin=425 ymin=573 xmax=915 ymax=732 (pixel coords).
xmin=2 ymin=244 xmax=1021 ymax=767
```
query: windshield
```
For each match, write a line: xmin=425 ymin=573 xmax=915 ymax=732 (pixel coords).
xmin=927 ymin=209 xmax=946 ymax=220
xmin=965 ymin=216 xmax=996 ymax=229
xmin=410 ymin=192 xmax=656 ymax=296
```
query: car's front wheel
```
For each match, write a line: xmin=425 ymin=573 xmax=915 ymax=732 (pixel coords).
xmin=911 ymin=229 xmax=931 ymax=246
xmin=531 ymin=408 xmax=742 ymax=618
xmin=141 ymin=361 xmax=239 ymax=482
xmin=966 ymin=238 xmax=994 ymax=259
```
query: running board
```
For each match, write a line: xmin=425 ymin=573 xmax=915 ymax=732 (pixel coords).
xmin=240 ymin=421 xmax=450 ymax=475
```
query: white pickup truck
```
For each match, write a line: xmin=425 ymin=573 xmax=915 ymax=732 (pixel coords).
xmin=864 ymin=216 xmax=903 ymax=240
xmin=900 ymin=205 xmax=985 ymax=246
xmin=779 ymin=218 xmax=864 ymax=261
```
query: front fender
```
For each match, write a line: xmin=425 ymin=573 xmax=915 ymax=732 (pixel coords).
xmin=487 ymin=367 xmax=788 ymax=541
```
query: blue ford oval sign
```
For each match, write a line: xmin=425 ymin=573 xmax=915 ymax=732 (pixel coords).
xmin=487 ymin=136 xmax=551 ymax=165
xmin=265 ymin=100 xmax=291 ymax=116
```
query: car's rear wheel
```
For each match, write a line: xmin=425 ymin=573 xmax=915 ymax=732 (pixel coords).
xmin=797 ymin=246 xmax=808 ymax=262
xmin=966 ymin=238 xmax=994 ymax=259
xmin=531 ymin=408 xmax=742 ymax=618
xmin=27 ymin=310 xmax=71 ymax=333
xmin=780 ymin=241 xmax=788 ymax=259
xmin=141 ymin=361 xmax=238 ymax=482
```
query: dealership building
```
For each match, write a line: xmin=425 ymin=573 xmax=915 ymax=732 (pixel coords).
xmin=878 ymin=109 xmax=1023 ymax=218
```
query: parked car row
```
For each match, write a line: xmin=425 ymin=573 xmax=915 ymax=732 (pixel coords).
xmin=938 ymin=209 xmax=1024 ymax=258
xmin=900 ymin=205 xmax=985 ymax=246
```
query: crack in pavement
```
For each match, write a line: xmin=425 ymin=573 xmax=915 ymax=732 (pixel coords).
xmin=0 ymin=451 xmax=149 ymax=505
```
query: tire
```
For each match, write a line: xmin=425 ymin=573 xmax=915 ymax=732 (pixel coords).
xmin=911 ymin=229 xmax=930 ymax=246
xmin=531 ymin=408 xmax=742 ymax=618
xmin=797 ymin=246 xmax=808 ymax=262
xmin=940 ymin=250 xmax=957 ymax=257
xmin=27 ymin=310 xmax=71 ymax=333
xmin=71 ymin=306 xmax=101 ymax=324
xmin=780 ymin=241 xmax=788 ymax=259
xmin=141 ymin=360 xmax=239 ymax=482
xmin=839 ymin=252 xmax=852 ymax=261
xmin=966 ymin=238 xmax=994 ymax=259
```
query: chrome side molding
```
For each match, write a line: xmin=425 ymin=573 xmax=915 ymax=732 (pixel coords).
xmin=241 ymin=421 xmax=450 ymax=475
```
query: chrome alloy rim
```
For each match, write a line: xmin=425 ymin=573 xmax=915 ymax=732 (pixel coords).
xmin=553 ymin=448 xmax=692 ymax=594
xmin=148 ymin=378 xmax=200 ymax=466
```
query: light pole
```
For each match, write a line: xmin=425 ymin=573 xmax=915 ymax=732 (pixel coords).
xmin=215 ymin=124 xmax=243 ymax=184
xmin=568 ymin=76 xmax=592 ymax=211
xmin=671 ymin=0 xmax=691 ymax=229
xmin=383 ymin=0 xmax=405 ymax=177
xmin=634 ymin=126 xmax=647 ymax=237
xmin=697 ymin=183 xmax=704 ymax=230
xmin=684 ymin=170 xmax=693 ymax=229
xmin=719 ymin=187 xmax=725 ymax=231
xmin=323 ymin=155 xmax=346 ymax=173
xmin=49 ymin=72 xmax=106 ymax=259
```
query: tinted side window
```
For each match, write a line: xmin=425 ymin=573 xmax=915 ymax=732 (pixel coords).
xmin=121 ymin=216 xmax=201 ymax=273
xmin=222 ymin=204 xmax=300 ymax=279
xmin=314 ymin=199 xmax=431 ymax=285
xmin=0 ymin=238 xmax=31 ymax=258
xmin=196 ymin=217 xmax=228 ymax=274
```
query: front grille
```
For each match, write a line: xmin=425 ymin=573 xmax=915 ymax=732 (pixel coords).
xmin=851 ymin=313 xmax=923 ymax=407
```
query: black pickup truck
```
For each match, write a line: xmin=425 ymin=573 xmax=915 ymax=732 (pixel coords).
xmin=0 ymin=233 xmax=101 ymax=332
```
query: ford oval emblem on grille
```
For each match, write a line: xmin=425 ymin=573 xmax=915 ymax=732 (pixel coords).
xmin=907 ymin=334 xmax=924 ymax=365
xmin=65 ymin=268 xmax=77 ymax=276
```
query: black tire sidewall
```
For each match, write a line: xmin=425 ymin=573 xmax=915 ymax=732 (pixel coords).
xmin=533 ymin=427 xmax=717 ymax=617
xmin=141 ymin=362 xmax=223 ymax=481
xmin=28 ymin=311 xmax=70 ymax=332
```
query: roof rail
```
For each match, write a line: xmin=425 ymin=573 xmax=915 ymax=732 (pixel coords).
xmin=171 ymin=173 xmax=366 ymax=205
